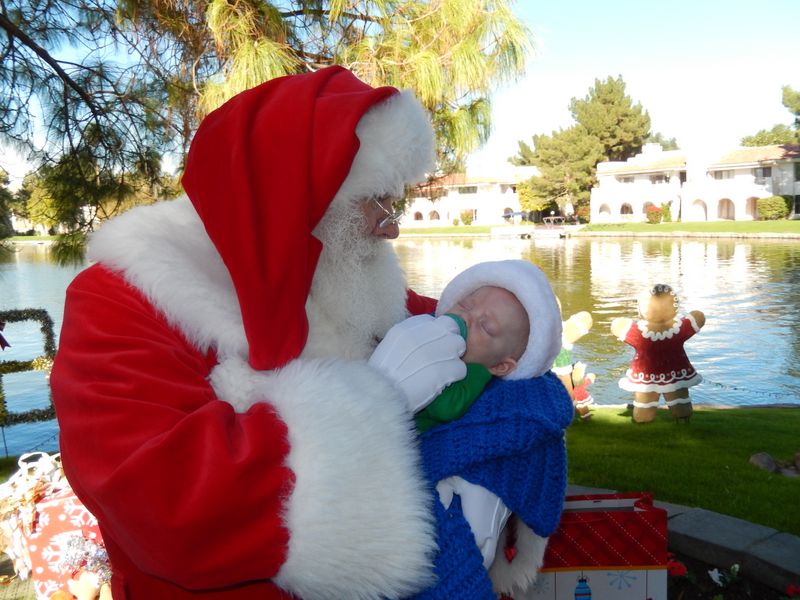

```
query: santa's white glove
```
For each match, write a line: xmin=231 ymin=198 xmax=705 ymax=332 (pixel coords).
xmin=368 ymin=314 xmax=467 ymax=412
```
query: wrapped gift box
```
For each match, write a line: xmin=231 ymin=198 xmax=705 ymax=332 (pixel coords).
xmin=523 ymin=492 xmax=668 ymax=600
xmin=27 ymin=486 xmax=107 ymax=600
xmin=0 ymin=452 xmax=109 ymax=600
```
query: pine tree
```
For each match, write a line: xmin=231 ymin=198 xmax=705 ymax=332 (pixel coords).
xmin=741 ymin=86 xmax=800 ymax=146
xmin=569 ymin=75 xmax=651 ymax=161
xmin=520 ymin=126 xmax=604 ymax=214
xmin=1 ymin=0 xmax=533 ymax=246
xmin=0 ymin=169 xmax=14 ymax=238
xmin=511 ymin=75 xmax=653 ymax=216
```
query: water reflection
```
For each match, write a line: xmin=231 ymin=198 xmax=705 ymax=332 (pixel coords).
xmin=0 ymin=243 xmax=86 ymax=455
xmin=394 ymin=236 xmax=800 ymax=409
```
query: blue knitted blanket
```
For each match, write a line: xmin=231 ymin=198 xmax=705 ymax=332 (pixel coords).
xmin=409 ymin=371 xmax=573 ymax=599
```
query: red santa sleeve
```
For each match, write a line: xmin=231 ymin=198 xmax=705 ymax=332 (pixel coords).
xmin=52 ymin=265 xmax=293 ymax=589
xmin=51 ymin=266 xmax=436 ymax=598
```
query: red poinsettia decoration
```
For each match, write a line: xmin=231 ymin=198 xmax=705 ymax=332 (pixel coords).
xmin=786 ymin=583 xmax=800 ymax=597
xmin=666 ymin=553 xmax=688 ymax=577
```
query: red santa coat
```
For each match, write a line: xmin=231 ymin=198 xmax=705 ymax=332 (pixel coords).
xmin=51 ymin=67 xmax=439 ymax=599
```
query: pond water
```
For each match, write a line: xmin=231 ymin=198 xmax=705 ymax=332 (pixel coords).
xmin=394 ymin=235 xmax=800 ymax=410
xmin=1 ymin=236 xmax=798 ymax=456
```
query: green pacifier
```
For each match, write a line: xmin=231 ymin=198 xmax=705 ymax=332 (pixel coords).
xmin=443 ymin=313 xmax=468 ymax=340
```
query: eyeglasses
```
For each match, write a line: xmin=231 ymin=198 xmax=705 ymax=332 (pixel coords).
xmin=371 ymin=197 xmax=404 ymax=228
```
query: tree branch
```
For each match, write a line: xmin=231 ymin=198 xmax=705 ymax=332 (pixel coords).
xmin=280 ymin=8 xmax=381 ymax=23
xmin=0 ymin=11 xmax=102 ymax=124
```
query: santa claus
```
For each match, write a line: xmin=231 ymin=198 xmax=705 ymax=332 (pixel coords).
xmin=51 ymin=66 xmax=569 ymax=600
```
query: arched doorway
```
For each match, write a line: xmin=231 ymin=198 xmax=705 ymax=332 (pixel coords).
xmin=718 ymin=198 xmax=735 ymax=220
xmin=428 ymin=210 xmax=440 ymax=221
xmin=597 ymin=204 xmax=611 ymax=223
xmin=690 ymin=199 xmax=708 ymax=221
xmin=745 ymin=197 xmax=758 ymax=220
xmin=414 ymin=212 xmax=423 ymax=221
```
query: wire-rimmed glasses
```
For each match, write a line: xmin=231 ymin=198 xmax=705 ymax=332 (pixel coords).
xmin=371 ymin=197 xmax=403 ymax=228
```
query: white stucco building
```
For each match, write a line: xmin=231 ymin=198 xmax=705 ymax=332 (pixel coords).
xmin=590 ymin=143 xmax=800 ymax=223
xmin=404 ymin=165 xmax=538 ymax=227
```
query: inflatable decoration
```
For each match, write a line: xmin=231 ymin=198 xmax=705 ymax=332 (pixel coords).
xmin=552 ymin=308 xmax=595 ymax=419
xmin=611 ymin=284 xmax=705 ymax=423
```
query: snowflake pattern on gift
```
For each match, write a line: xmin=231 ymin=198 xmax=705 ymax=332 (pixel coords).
xmin=60 ymin=493 xmax=99 ymax=531
xmin=26 ymin=489 xmax=103 ymax=600
xmin=530 ymin=573 xmax=552 ymax=595
xmin=607 ymin=570 xmax=638 ymax=591
xmin=34 ymin=576 xmax=63 ymax=600
xmin=40 ymin=531 xmax=82 ymax=576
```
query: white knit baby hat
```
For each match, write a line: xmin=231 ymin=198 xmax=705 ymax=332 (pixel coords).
xmin=435 ymin=260 xmax=563 ymax=380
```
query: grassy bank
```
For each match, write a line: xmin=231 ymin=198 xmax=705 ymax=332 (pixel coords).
xmin=0 ymin=456 xmax=17 ymax=482
xmin=7 ymin=235 xmax=56 ymax=242
xmin=2 ymin=408 xmax=796 ymax=536
xmin=399 ymin=219 xmax=800 ymax=236
xmin=400 ymin=225 xmax=493 ymax=235
xmin=567 ymin=406 xmax=800 ymax=536
xmin=581 ymin=220 xmax=800 ymax=234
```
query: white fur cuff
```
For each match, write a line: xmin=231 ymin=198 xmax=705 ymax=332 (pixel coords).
xmin=210 ymin=356 xmax=437 ymax=600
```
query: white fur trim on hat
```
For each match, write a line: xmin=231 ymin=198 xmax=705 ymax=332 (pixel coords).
xmin=332 ymin=89 xmax=435 ymax=207
xmin=435 ymin=260 xmax=562 ymax=380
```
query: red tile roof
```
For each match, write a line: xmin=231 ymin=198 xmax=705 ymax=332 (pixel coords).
xmin=598 ymin=152 xmax=686 ymax=175
xmin=709 ymin=144 xmax=800 ymax=167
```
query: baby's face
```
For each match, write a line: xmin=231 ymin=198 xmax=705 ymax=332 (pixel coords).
xmin=446 ymin=286 xmax=529 ymax=376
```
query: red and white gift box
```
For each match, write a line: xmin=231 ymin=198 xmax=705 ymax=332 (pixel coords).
xmin=27 ymin=486 xmax=105 ymax=600
xmin=0 ymin=452 xmax=109 ymax=600
xmin=525 ymin=492 xmax=668 ymax=600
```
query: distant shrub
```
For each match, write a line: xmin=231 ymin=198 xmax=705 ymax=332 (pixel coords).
xmin=576 ymin=205 xmax=591 ymax=223
xmin=660 ymin=202 xmax=673 ymax=223
xmin=756 ymin=195 xmax=791 ymax=220
xmin=452 ymin=218 xmax=460 ymax=226
xmin=646 ymin=205 xmax=663 ymax=224
xmin=460 ymin=210 xmax=474 ymax=226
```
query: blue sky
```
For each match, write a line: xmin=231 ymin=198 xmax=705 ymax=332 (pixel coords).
xmin=468 ymin=0 xmax=800 ymax=173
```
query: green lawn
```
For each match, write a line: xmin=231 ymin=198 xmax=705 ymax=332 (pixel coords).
xmin=6 ymin=235 xmax=57 ymax=242
xmin=567 ymin=406 xmax=800 ymax=536
xmin=0 ymin=455 xmax=19 ymax=482
xmin=400 ymin=220 xmax=800 ymax=236
xmin=578 ymin=220 xmax=800 ymax=234
xmin=2 ymin=408 xmax=796 ymax=537
xmin=401 ymin=225 xmax=493 ymax=235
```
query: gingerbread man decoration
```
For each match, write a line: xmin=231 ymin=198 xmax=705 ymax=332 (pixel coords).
xmin=611 ymin=284 xmax=705 ymax=423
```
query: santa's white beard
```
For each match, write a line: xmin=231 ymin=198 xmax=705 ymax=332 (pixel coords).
xmin=303 ymin=202 xmax=409 ymax=360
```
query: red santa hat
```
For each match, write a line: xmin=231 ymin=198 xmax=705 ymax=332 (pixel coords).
xmin=182 ymin=67 xmax=435 ymax=371
xmin=435 ymin=260 xmax=563 ymax=380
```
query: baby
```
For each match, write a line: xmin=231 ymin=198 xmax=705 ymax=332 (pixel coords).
xmin=413 ymin=259 xmax=563 ymax=569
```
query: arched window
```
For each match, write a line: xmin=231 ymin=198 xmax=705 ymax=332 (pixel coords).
xmin=428 ymin=210 xmax=440 ymax=221
xmin=620 ymin=203 xmax=633 ymax=215
xmin=414 ymin=212 xmax=423 ymax=221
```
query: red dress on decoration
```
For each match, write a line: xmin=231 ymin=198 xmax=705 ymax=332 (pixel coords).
xmin=618 ymin=315 xmax=702 ymax=393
